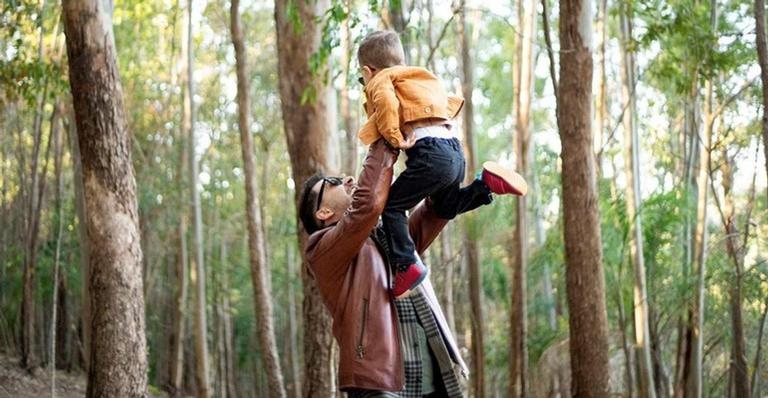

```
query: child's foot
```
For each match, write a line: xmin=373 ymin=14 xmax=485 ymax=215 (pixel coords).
xmin=481 ymin=161 xmax=528 ymax=196
xmin=392 ymin=260 xmax=428 ymax=299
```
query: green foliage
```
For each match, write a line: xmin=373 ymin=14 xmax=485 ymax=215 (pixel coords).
xmin=1 ymin=0 xmax=767 ymax=394
xmin=303 ymin=0 xmax=360 ymax=105
xmin=637 ymin=0 xmax=755 ymax=96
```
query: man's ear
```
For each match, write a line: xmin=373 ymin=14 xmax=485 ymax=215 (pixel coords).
xmin=315 ymin=207 xmax=334 ymax=222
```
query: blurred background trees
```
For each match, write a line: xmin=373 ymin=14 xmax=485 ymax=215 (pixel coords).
xmin=0 ymin=0 xmax=766 ymax=396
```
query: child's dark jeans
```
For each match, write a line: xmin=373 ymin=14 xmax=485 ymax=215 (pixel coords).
xmin=382 ymin=137 xmax=492 ymax=269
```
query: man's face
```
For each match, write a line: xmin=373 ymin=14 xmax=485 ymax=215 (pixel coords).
xmin=313 ymin=176 xmax=356 ymax=225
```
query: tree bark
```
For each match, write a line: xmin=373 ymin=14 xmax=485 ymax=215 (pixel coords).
xmin=181 ymin=0 xmax=210 ymax=394
xmin=62 ymin=0 xmax=148 ymax=394
xmin=619 ymin=3 xmax=656 ymax=396
xmin=757 ymin=0 xmax=768 ymax=204
xmin=674 ymin=53 xmax=702 ymax=398
xmin=215 ymin=237 xmax=236 ymax=398
xmin=594 ymin=0 xmax=607 ymax=172
xmin=541 ymin=0 xmax=557 ymax=98
xmin=615 ymin=285 xmax=635 ymax=398
xmin=274 ymin=1 xmax=333 ymax=396
xmin=66 ymin=109 xmax=91 ymax=372
xmin=23 ymin=99 xmax=57 ymax=371
xmin=510 ymin=0 xmax=535 ymax=394
xmin=169 ymin=16 xmax=190 ymax=392
xmin=387 ymin=0 xmax=411 ymax=63
xmin=556 ymin=0 xmax=611 ymax=395
xmin=751 ymin=297 xmax=768 ymax=397
xmin=339 ymin=2 xmax=357 ymax=176
xmin=231 ymin=1 xmax=287 ymax=396
xmin=719 ymin=147 xmax=750 ymax=398
xmin=169 ymin=221 xmax=188 ymax=396
xmin=683 ymin=86 xmax=709 ymax=398
xmin=286 ymin=244 xmax=302 ymax=398
xmin=50 ymin=103 xmax=65 ymax=395
xmin=458 ymin=6 xmax=485 ymax=397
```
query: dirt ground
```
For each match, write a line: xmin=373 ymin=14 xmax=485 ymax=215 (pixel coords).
xmin=0 ymin=353 xmax=86 ymax=398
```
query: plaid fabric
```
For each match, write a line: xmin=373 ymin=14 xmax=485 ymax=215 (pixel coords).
xmin=363 ymin=227 xmax=465 ymax=398
xmin=408 ymin=292 xmax=463 ymax=398
xmin=346 ymin=389 xmax=401 ymax=398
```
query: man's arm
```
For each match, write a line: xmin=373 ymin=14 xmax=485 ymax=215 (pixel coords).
xmin=305 ymin=139 xmax=398 ymax=280
xmin=408 ymin=198 xmax=449 ymax=256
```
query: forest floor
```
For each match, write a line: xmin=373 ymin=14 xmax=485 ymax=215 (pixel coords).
xmin=0 ymin=352 xmax=173 ymax=397
xmin=0 ymin=352 xmax=86 ymax=397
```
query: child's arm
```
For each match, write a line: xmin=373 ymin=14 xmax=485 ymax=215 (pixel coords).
xmin=366 ymin=74 xmax=407 ymax=149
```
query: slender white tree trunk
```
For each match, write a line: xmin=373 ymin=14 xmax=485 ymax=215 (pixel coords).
xmin=183 ymin=0 xmax=210 ymax=394
xmin=619 ymin=4 xmax=656 ymax=396
xmin=231 ymin=1 xmax=286 ymax=396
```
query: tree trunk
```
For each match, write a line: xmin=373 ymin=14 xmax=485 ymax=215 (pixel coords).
xmin=615 ymin=286 xmax=635 ymax=398
xmin=214 ymin=237 xmax=236 ymax=398
xmin=274 ymin=1 xmax=333 ymax=396
xmin=674 ymin=60 xmax=702 ymax=397
xmin=23 ymin=100 xmax=57 ymax=371
xmin=62 ymin=0 xmax=148 ymax=394
xmin=387 ymin=0 xmax=411 ymax=62
xmin=594 ymin=0 xmax=607 ymax=172
xmin=231 ymin=1 xmax=287 ymax=396
xmin=458 ymin=6 xmax=485 ymax=397
xmin=684 ymin=87 xmax=709 ymax=398
xmin=168 ymin=18 xmax=190 ymax=391
xmin=556 ymin=0 xmax=611 ymax=395
xmin=751 ymin=297 xmax=768 ymax=397
xmin=21 ymin=100 xmax=48 ymax=371
xmin=286 ymin=244 xmax=302 ymax=398
xmin=339 ymin=3 xmax=357 ymax=176
xmin=541 ymin=0 xmax=558 ymax=98
xmin=757 ymin=0 xmax=768 ymax=204
xmin=720 ymin=146 xmax=750 ymax=398
xmin=649 ymin=307 xmax=670 ymax=398
xmin=510 ymin=0 xmax=535 ymax=395
xmin=50 ymin=103 xmax=65 ymax=395
xmin=169 ymin=221 xmax=188 ymax=396
xmin=66 ymin=109 xmax=90 ymax=372
xmin=619 ymin=3 xmax=656 ymax=396
xmin=181 ymin=0 xmax=210 ymax=394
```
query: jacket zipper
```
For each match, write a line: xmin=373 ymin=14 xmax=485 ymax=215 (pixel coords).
xmin=356 ymin=298 xmax=369 ymax=359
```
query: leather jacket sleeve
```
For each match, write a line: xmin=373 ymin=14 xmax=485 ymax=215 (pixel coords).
xmin=408 ymin=198 xmax=449 ymax=256
xmin=305 ymin=139 xmax=398 ymax=281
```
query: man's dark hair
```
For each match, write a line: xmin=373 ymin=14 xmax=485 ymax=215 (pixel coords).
xmin=357 ymin=30 xmax=406 ymax=70
xmin=299 ymin=173 xmax=325 ymax=234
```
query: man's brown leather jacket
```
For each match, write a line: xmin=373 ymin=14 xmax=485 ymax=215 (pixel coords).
xmin=305 ymin=139 xmax=467 ymax=391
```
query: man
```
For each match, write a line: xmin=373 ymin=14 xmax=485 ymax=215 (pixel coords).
xmin=298 ymin=139 xmax=522 ymax=397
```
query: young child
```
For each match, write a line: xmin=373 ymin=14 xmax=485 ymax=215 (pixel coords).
xmin=357 ymin=30 xmax=528 ymax=298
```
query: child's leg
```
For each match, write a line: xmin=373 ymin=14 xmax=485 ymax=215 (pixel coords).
xmin=384 ymin=138 xmax=458 ymax=297
xmin=422 ymin=138 xmax=493 ymax=219
xmin=383 ymin=155 xmax=447 ymax=268
xmin=430 ymin=178 xmax=494 ymax=219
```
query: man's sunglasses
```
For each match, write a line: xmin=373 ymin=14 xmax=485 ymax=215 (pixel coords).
xmin=316 ymin=176 xmax=344 ymax=212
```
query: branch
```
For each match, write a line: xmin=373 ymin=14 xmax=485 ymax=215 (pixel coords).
xmin=596 ymin=69 xmax=646 ymax=160
xmin=541 ymin=0 xmax=557 ymax=99
xmin=707 ymin=76 xmax=759 ymax=131
xmin=425 ymin=4 xmax=461 ymax=67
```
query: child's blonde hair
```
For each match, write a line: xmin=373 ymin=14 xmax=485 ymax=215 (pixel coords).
xmin=357 ymin=30 xmax=405 ymax=70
